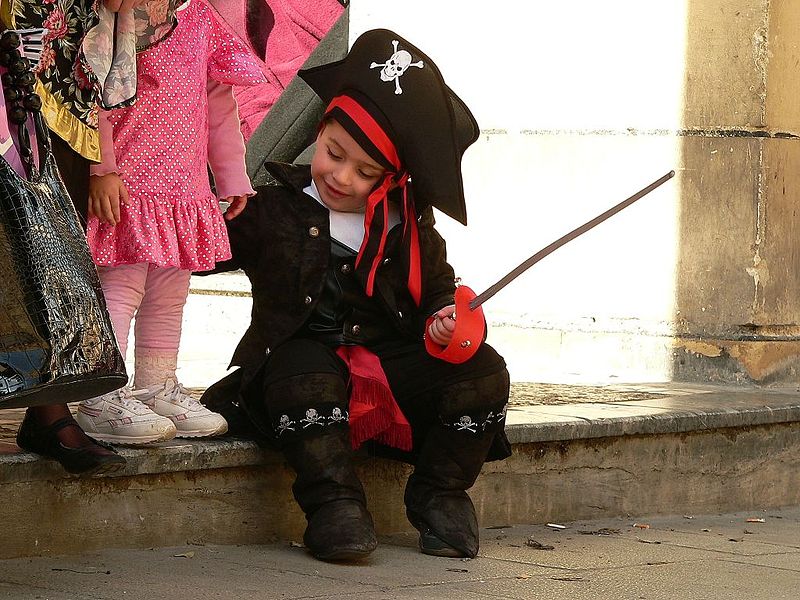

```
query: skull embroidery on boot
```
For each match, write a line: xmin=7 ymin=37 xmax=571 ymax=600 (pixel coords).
xmin=455 ymin=415 xmax=478 ymax=433
xmin=277 ymin=414 xmax=296 ymax=435
xmin=370 ymin=40 xmax=424 ymax=95
xmin=301 ymin=408 xmax=325 ymax=428
xmin=329 ymin=407 xmax=348 ymax=424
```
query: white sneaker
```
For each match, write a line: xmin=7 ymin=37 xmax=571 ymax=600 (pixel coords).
xmin=139 ymin=378 xmax=228 ymax=438
xmin=76 ymin=387 xmax=177 ymax=445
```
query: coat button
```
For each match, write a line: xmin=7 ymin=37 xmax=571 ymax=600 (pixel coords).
xmin=340 ymin=263 xmax=352 ymax=274
xmin=383 ymin=257 xmax=391 ymax=265
xmin=304 ymin=296 xmax=312 ymax=305
xmin=398 ymin=311 xmax=403 ymax=319
xmin=308 ymin=226 xmax=320 ymax=238
xmin=351 ymin=324 xmax=361 ymax=336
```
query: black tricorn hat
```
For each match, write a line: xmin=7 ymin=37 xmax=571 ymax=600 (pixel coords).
xmin=298 ymin=28 xmax=479 ymax=225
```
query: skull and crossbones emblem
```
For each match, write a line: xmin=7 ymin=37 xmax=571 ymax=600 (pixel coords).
xmin=277 ymin=414 xmax=296 ymax=434
xmin=301 ymin=408 xmax=324 ymax=428
xmin=329 ymin=407 xmax=348 ymax=423
xmin=455 ymin=415 xmax=478 ymax=433
xmin=370 ymin=40 xmax=424 ymax=95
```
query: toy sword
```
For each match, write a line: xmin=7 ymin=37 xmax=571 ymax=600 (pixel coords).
xmin=425 ymin=170 xmax=676 ymax=363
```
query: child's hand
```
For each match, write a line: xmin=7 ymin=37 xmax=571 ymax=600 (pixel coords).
xmin=224 ymin=195 xmax=248 ymax=221
xmin=89 ymin=173 xmax=129 ymax=226
xmin=427 ymin=304 xmax=457 ymax=345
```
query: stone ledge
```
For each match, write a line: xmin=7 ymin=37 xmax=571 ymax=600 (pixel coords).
xmin=0 ymin=437 xmax=275 ymax=484
xmin=504 ymin=390 xmax=800 ymax=443
xmin=2 ymin=384 xmax=799 ymax=484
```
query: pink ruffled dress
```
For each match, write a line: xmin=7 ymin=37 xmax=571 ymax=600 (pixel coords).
xmin=86 ymin=0 xmax=265 ymax=271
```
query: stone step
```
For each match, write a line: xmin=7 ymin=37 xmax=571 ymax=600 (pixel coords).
xmin=2 ymin=383 xmax=799 ymax=559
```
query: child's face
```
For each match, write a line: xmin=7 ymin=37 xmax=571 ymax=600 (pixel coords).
xmin=311 ymin=119 xmax=386 ymax=213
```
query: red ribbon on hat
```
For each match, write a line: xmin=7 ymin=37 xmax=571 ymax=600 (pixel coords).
xmin=325 ymin=95 xmax=422 ymax=305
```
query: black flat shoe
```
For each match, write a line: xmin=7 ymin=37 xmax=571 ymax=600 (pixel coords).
xmin=16 ymin=412 xmax=126 ymax=476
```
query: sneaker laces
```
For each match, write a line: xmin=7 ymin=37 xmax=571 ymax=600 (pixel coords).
xmin=102 ymin=386 xmax=153 ymax=414
xmin=158 ymin=379 xmax=203 ymax=410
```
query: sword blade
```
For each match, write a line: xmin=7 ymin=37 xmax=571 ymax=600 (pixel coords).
xmin=469 ymin=170 xmax=675 ymax=310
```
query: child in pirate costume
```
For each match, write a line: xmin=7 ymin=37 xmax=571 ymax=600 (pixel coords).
xmin=203 ymin=29 xmax=511 ymax=562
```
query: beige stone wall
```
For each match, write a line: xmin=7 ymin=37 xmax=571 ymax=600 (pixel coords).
xmin=682 ymin=0 xmax=768 ymax=129
xmin=767 ymin=1 xmax=800 ymax=132
xmin=673 ymin=0 xmax=800 ymax=383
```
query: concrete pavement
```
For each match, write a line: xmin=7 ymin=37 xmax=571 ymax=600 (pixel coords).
xmin=1 ymin=507 xmax=797 ymax=599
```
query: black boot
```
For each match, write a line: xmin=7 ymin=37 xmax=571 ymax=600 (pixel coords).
xmin=405 ymin=370 xmax=510 ymax=559
xmin=405 ymin=425 xmax=495 ymax=558
xmin=283 ymin=429 xmax=377 ymax=562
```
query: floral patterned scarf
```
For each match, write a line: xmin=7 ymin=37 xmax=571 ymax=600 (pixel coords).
xmin=7 ymin=0 xmax=179 ymax=161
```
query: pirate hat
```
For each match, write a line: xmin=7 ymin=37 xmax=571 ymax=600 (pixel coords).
xmin=298 ymin=28 xmax=479 ymax=225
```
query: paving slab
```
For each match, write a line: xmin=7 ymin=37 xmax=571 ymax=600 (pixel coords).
xmin=446 ymin=560 xmax=799 ymax=600
xmin=3 ymin=383 xmax=797 ymax=486
xmin=478 ymin=524 xmax=800 ymax=570
xmin=0 ymin=508 xmax=797 ymax=600
xmin=503 ymin=385 xmax=800 ymax=444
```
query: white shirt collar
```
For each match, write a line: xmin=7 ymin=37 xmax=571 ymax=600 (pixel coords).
xmin=304 ymin=181 xmax=401 ymax=252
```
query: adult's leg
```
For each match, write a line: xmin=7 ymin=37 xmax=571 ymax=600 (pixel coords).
xmin=19 ymin=404 xmax=126 ymax=475
xmin=45 ymin=262 xmax=149 ymax=434
xmin=258 ymin=339 xmax=377 ymax=561
xmin=20 ymin=261 xmax=137 ymax=470
xmin=380 ymin=343 xmax=510 ymax=558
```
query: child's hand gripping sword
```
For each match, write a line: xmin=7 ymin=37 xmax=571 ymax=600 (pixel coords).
xmin=425 ymin=170 xmax=676 ymax=363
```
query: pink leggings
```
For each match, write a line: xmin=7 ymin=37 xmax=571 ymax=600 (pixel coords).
xmin=98 ymin=263 xmax=191 ymax=359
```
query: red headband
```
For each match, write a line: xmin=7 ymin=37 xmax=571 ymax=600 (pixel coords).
xmin=324 ymin=95 xmax=421 ymax=305
xmin=326 ymin=95 xmax=402 ymax=171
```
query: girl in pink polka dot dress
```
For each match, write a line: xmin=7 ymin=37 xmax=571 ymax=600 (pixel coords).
xmin=76 ymin=0 xmax=266 ymax=445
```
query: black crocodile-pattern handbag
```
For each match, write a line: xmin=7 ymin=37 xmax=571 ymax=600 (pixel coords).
xmin=0 ymin=51 xmax=127 ymax=408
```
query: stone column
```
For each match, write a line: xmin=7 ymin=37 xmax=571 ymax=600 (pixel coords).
xmin=674 ymin=0 xmax=800 ymax=383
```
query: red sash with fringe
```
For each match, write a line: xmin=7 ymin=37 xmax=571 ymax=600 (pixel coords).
xmin=336 ymin=345 xmax=412 ymax=451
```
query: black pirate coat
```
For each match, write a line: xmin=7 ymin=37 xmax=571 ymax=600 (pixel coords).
xmin=201 ymin=161 xmax=510 ymax=464
xmin=209 ymin=161 xmax=457 ymax=370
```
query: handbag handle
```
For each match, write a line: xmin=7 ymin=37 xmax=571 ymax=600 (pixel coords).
xmin=0 ymin=29 xmax=47 ymax=178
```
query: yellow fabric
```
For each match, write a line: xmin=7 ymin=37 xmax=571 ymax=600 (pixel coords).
xmin=37 ymin=80 xmax=101 ymax=161
xmin=0 ymin=0 xmax=12 ymax=28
